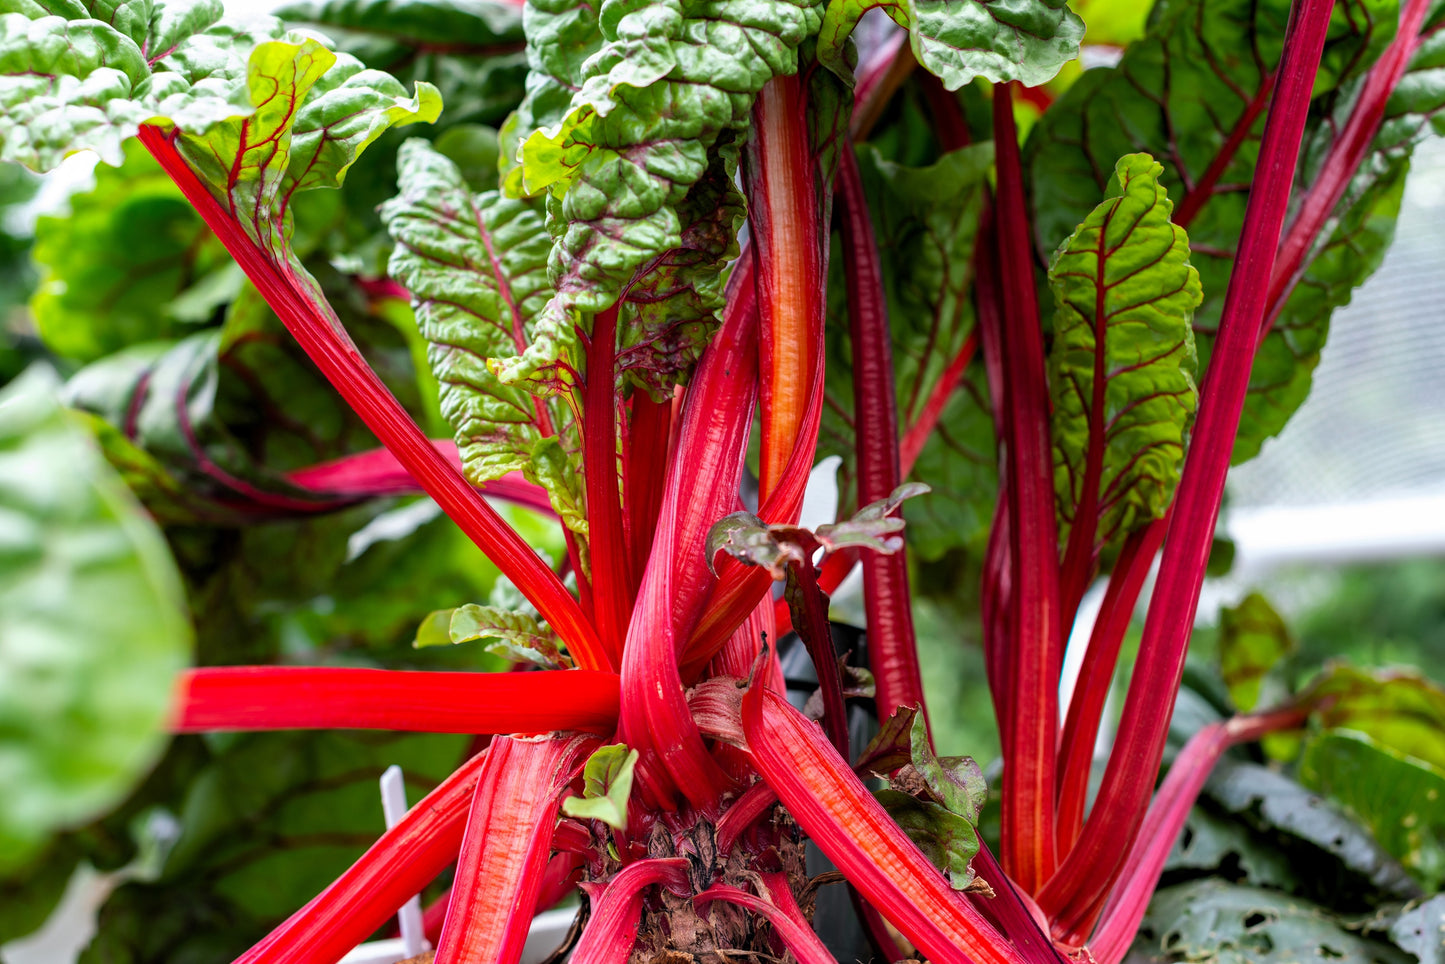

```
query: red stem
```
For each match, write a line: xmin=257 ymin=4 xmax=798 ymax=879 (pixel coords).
xmin=992 ymin=82 xmax=1063 ymax=892
xmin=790 ymin=559 xmax=851 ymax=759
xmin=583 ymin=306 xmax=629 ymax=666
xmin=1264 ymin=0 xmax=1432 ymax=332
xmin=435 ymin=735 xmax=598 ymax=964
xmin=173 ymin=667 xmax=619 ymax=735
xmin=1054 ymin=517 xmax=1167 ymax=851
xmin=234 ymin=751 xmax=489 ymax=964
xmin=1038 ymin=0 xmax=1338 ymax=934
xmin=623 ymin=390 xmax=673 ymax=597
xmin=838 ymin=144 xmax=927 ymax=724
xmin=1088 ymin=706 xmax=1309 ymax=962
xmin=571 ymin=859 xmax=692 ymax=964
xmin=694 ymin=874 xmax=837 ymax=964
xmin=899 ymin=331 xmax=979 ymax=471
xmin=136 ymin=124 xmax=606 ymax=673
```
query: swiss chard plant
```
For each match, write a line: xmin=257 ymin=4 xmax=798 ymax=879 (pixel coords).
xmin=2 ymin=0 xmax=1445 ymax=960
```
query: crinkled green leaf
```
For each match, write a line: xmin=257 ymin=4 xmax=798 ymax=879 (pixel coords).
xmin=1027 ymin=0 xmax=1404 ymax=464
xmin=874 ymin=788 xmax=981 ymax=890
xmin=381 ymin=138 xmax=585 ymax=533
xmin=818 ymin=144 xmax=995 ymax=558
xmin=417 ymin=602 xmax=568 ymax=669
xmin=855 ymin=704 xmax=920 ymax=776
xmin=30 ymin=141 xmax=235 ymax=363
xmin=817 ymin=0 xmax=1081 ymax=90
xmin=1136 ymin=879 xmax=1413 ymax=964
xmin=1048 ymin=152 xmax=1200 ymax=565
xmin=500 ymin=0 xmax=823 ymax=394
xmin=1300 ymin=730 xmax=1445 ymax=891
xmin=616 ymin=130 xmax=745 ymax=397
xmin=903 ymin=711 xmax=987 ymax=824
xmin=560 ymin=744 xmax=638 ymax=831
xmin=0 ymin=368 xmax=192 ymax=873
xmin=1218 ymin=591 xmax=1295 ymax=713
xmin=814 ymin=481 xmax=929 ymax=554
xmin=277 ymin=0 xmax=528 ymax=128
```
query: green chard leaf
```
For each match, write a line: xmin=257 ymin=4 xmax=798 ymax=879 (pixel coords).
xmin=561 ymin=744 xmax=639 ymax=831
xmin=1048 ymin=152 xmax=1201 ymax=566
xmin=30 ymin=141 xmax=236 ymax=363
xmin=818 ymin=144 xmax=997 ymax=561
xmin=277 ymin=0 xmax=528 ymax=128
xmin=1300 ymin=730 xmax=1445 ymax=891
xmin=496 ymin=0 xmax=824 ymax=395
xmin=1218 ymin=592 xmax=1295 ymax=713
xmin=1303 ymin=665 xmax=1445 ymax=773
xmin=1026 ymin=0 xmax=1407 ymax=464
xmin=381 ymin=138 xmax=585 ymax=535
xmin=417 ymin=602 xmax=569 ymax=669
xmin=0 ymin=369 xmax=192 ymax=873
xmin=817 ymin=0 xmax=1082 ymax=91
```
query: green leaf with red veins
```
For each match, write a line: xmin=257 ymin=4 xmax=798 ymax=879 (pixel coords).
xmin=432 ymin=602 xmax=570 ymax=669
xmin=617 ymin=131 xmax=745 ymax=398
xmin=813 ymin=481 xmax=929 ymax=554
xmin=705 ymin=511 xmax=812 ymax=580
xmin=1219 ymin=592 xmax=1295 ymax=713
xmin=874 ymin=790 xmax=983 ymax=891
xmin=560 ymin=743 xmax=639 ymax=831
xmin=381 ymin=139 xmax=586 ymax=535
xmin=856 ymin=704 xmax=921 ymax=776
xmin=1026 ymin=0 xmax=1406 ymax=465
xmin=1048 ymin=153 xmax=1201 ymax=570
xmin=903 ymin=712 xmax=987 ymax=823
xmin=817 ymin=0 xmax=1082 ymax=90
xmin=496 ymin=0 xmax=823 ymax=396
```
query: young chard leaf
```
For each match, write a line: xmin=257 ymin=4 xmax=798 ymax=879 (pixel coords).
xmin=560 ymin=744 xmax=640 ymax=832
xmin=418 ymin=603 xmax=570 ymax=670
xmin=1048 ymin=153 xmax=1201 ymax=585
xmin=381 ymin=139 xmax=586 ymax=536
xmin=818 ymin=0 xmax=1082 ymax=90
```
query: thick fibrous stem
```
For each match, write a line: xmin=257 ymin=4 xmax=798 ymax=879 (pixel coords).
xmin=838 ymin=144 xmax=928 ymax=724
xmin=1038 ymin=0 xmax=1338 ymax=935
xmin=991 ymin=82 xmax=1062 ymax=892
xmin=584 ymin=305 xmax=629 ymax=665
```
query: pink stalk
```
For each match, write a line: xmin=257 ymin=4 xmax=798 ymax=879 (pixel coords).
xmin=694 ymin=873 xmax=836 ymax=964
xmin=583 ymin=305 xmax=629 ymax=666
xmin=1265 ymin=0 xmax=1432 ymax=331
xmin=1088 ymin=707 xmax=1309 ymax=963
xmin=571 ymin=858 xmax=692 ymax=964
xmin=714 ymin=781 xmax=778 ymax=855
xmin=1038 ymin=0 xmax=1338 ymax=934
xmin=851 ymin=30 xmax=913 ymax=140
xmin=790 ymin=557 xmax=851 ymax=758
xmin=992 ymin=82 xmax=1063 ymax=892
xmin=136 ymin=124 xmax=606 ymax=673
xmin=434 ymin=734 xmax=598 ymax=964
xmin=623 ymin=390 xmax=674 ymax=594
xmin=1054 ymin=517 xmax=1167 ymax=850
xmin=173 ymin=667 xmax=619 ymax=734
xmin=741 ymin=675 xmax=1031 ymax=964
xmin=838 ymin=144 xmax=927 ymax=724
xmin=899 ymin=331 xmax=980 ymax=471
xmin=234 ymin=751 xmax=489 ymax=964
xmin=534 ymin=851 xmax=584 ymax=913
xmin=969 ymin=844 xmax=1066 ymax=964
xmin=286 ymin=443 xmax=554 ymax=514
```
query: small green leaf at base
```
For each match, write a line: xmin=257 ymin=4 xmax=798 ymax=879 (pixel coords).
xmin=561 ymin=745 xmax=639 ymax=832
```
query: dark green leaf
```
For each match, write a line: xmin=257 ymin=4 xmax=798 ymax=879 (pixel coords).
xmin=1136 ymin=879 xmax=1413 ymax=964
xmin=818 ymin=0 xmax=1082 ymax=90
xmin=0 ymin=369 xmax=192 ymax=872
xmin=1048 ymin=152 xmax=1200 ymax=564
xmin=1027 ymin=0 xmax=1403 ymax=464
xmin=1300 ymin=730 xmax=1445 ymax=891
xmin=874 ymin=788 xmax=981 ymax=890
